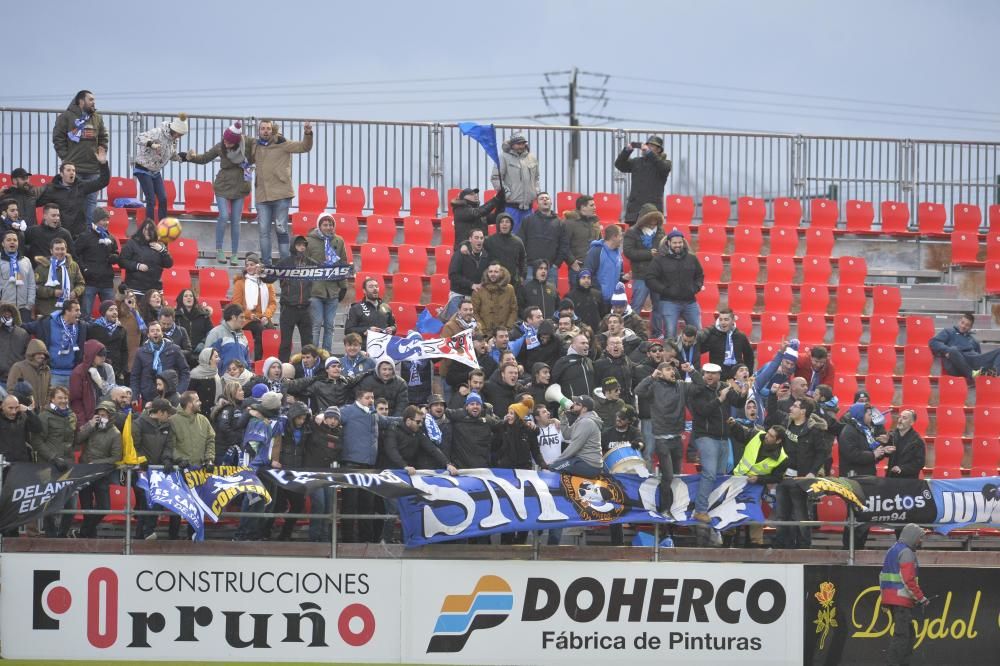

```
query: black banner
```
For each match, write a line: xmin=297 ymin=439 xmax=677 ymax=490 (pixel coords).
xmin=804 ymin=565 xmax=1000 ymax=665
xmin=259 ymin=263 xmax=354 ymax=281
xmin=264 ymin=468 xmax=424 ymax=499
xmin=797 ymin=476 xmax=938 ymax=524
xmin=0 ymin=463 xmax=117 ymax=531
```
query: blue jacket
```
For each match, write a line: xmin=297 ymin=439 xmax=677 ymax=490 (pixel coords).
xmin=339 ymin=403 xmax=399 ymax=466
xmin=130 ymin=339 xmax=191 ymax=403
xmin=583 ymin=239 xmax=623 ymax=303
xmin=929 ymin=326 xmax=981 ymax=357
xmin=753 ymin=340 xmax=800 ymax=398
xmin=22 ymin=314 xmax=89 ymax=371
xmin=340 ymin=353 xmax=376 ymax=379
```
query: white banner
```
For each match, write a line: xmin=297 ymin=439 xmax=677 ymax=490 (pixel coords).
xmin=366 ymin=329 xmax=479 ymax=369
xmin=0 ymin=554 xmax=400 ymax=662
xmin=401 ymin=560 xmax=803 ymax=665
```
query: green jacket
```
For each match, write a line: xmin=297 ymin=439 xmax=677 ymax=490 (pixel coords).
xmin=169 ymin=410 xmax=216 ymax=464
xmin=186 ymin=136 xmax=253 ymax=200
xmin=78 ymin=422 xmax=122 ymax=464
xmin=52 ymin=104 xmax=109 ymax=174
xmin=34 ymin=408 xmax=77 ymax=463
xmin=34 ymin=256 xmax=86 ymax=316
xmin=305 ymin=226 xmax=349 ymax=299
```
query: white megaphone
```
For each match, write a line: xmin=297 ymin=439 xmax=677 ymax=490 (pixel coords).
xmin=545 ymin=383 xmax=574 ymax=411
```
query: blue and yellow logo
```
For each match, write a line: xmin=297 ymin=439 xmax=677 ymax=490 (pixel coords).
xmin=426 ymin=575 xmax=514 ymax=653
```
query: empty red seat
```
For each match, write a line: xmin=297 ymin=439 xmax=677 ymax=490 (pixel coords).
xmin=866 ymin=345 xmax=897 ymax=375
xmin=917 ymin=202 xmax=946 ymax=235
xmin=199 ymin=298 xmax=223 ymax=325
xmin=971 ymin=437 xmax=1000 ymax=469
xmin=773 ymin=198 xmax=802 ymax=228
xmin=836 ymin=284 xmax=867 ymax=315
xmin=833 ymin=314 xmax=863 ymax=345
xmin=160 ymin=269 xmax=192 ymax=301
xmin=987 ymin=231 xmax=1000 ymax=262
xmin=796 ymin=313 xmax=827 ymax=346
xmin=261 ymin=329 xmax=280 ymax=360
xmin=701 ymin=254 xmax=724 ymax=282
xmin=833 ymin=375 xmax=859 ymax=406
xmin=594 ymin=192 xmax=622 ymax=223
xmin=701 ymin=196 xmax=730 ymax=225
xmin=197 ymin=268 xmax=230 ymax=300
xmin=868 ymin=315 xmax=900 ymax=346
xmin=798 ymin=284 xmax=830 ymax=314
xmin=409 ymin=187 xmax=439 ymax=218
xmin=291 ymin=212 xmax=318 ymax=238
xmin=557 ymin=192 xmax=582 ymax=216
xmin=666 ymin=195 xmax=695 ymax=226
xmin=988 ymin=261 xmax=1000 ymax=295
xmin=396 ymin=244 xmax=429 ymax=275
xmin=802 ymin=256 xmax=832 ymax=285
xmin=764 ymin=283 xmax=793 ymax=313
xmin=810 ymin=198 xmax=839 ymax=229
xmin=107 ymin=208 xmax=130 ymax=240
xmin=838 ymin=256 xmax=867 ymax=285
xmin=696 ymin=224 xmax=727 ymax=254
xmin=298 ymin=183 xmax=328 ymax=213
xmin=335 ymin=185 xmax=366 ymax=216
xmin=331 ymin=214 xmax=359 ymax=245
xmin=760 ymin=313 xmax=790 ymax=342
xmin=935 ymin=407 xmax=967 ymax=438
xmin=439 ymin=216 xmax=455 ymax=246
xmin=391 ymin=274 xmax=424 ymax=303
xmin=903 ymin=344 xmax=933 ymax=375
xmin=432 ymin=245 xmax=453 ymax=275
xmin=429 ymin=274 xmax=450 ymax=303
xmin=371 ymin=186 xmax=402 ymax=216
xmin=729 ymin=254 xmax=759 ymax=283
xmin=170 ymin=238 xmax=199 ymax=267
xmin=360 ymin=245 xmax=391 ymax=274
xmin=976 ymin=375 xmax=1000 ymax=406
xmin=402 ymin=216 xmax=434 ymax=246
xmin=951 ymin=230 xmax=982 ymax=265
xmin=737 ymin=196 xmax=765 ymax=227
xmin=805 ymin=228 xmax=835 ymax=257
xmin=845 ymin=200 xmax=875 ymax=233
xmin=833 ymin=344 xmax=861 ymax=374
xmin=975 ymin=406 xmax=1000 ymax=438
xmin=904 ymin=316 xmax=936 ymax=347
xmin=697 ymin=283 xmax=720 ymax=313
xmin=880 ymin=201 xmax=911 ymax=234
xmin=932 ymin=436 xmax=964 ymax=467
xmin=365 ymin=215 xmax=397 ymax=245
xmin=107 ymin=177 xmax=136 ymax=205
xmin=952 ymin=203 xmax=982 ymax=232
xmin=724 ymin=284 xmax=755 ymax=312
xmin=903 ymin=375 xmax=931 ymax=406
xmin=765 ymin=254 xmax=795 ymax=284
xmin=733 ymin=226 xmax=763 ymax=255
xmin=390 ymin=303 xmax=419 ymax=334
xmin=865 ymin=376 xmax=895 ymax=407
xmin=937 ymin=375 xmax=968 ymax=407
xmin=163 ymin=180 xmax=178 ymax=213
xmin=0 ymin=173 xmax=9 ymax=189
xmin=816 ymin=496 xmax=847 ymax=533
xmin=184 ymin=180 xmax=215 ymax=215
xmin=871 ymin=286 xmax=902 ymax=316
xmin=768 ymin=227 xmax=799 ymax=256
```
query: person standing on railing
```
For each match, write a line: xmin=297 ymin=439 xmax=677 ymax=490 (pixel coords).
xmin=491 ymin=134 xmax=539 ymax=233
xmin=623 ymin=204 xmax=666 ymax=338
xmin=133 ymin=114 xmax=189 ymax=223
xmin=167 ymin=391 xmax=215 ymax=539
xmin=52 ymin=90 xmax=109 ymax=229
xmin=249 ymin=120 xmax=313 ymax=263
xmin=132 ymin=398 xmax=176 ymax=540
xmin=186 ymin=120 xmax=253 ymax=266
xmin=614 ymin=136 xmax=672 ymax=226
xmin=688 ymin=364 xmax=741 ymax=528
xmin=35 ymin=385 xmax=78 ymax=537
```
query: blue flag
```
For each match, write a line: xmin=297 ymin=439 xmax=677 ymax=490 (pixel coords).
xmin=416 ymin=307 xmax=444 ymax=335
xmin=137 ymin=469 xmax=205 ymax=540
xmin=458 ymin=122 xmax=500 ymax=165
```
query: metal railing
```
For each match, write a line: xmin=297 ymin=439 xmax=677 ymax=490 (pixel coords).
xmin=5 ymin=107 xmax=998 ymax=228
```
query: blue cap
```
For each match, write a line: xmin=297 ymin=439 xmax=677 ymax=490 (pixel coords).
xmin=578 ymin=269 xmax=592 ymax=279
xmin=251 ymin=383 xmax=269 ymax=399
xmin=465 ymin=392 xmax=483 ymax=406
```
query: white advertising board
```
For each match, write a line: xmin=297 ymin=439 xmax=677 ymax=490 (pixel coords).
xmin=0 ymin=553 xmax=401 ymax=662
xmin=401 ymin=560 xmax=804 ymax=664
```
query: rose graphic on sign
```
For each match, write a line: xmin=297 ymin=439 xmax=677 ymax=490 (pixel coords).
xmin=813 ymin=581 xmax=838 ymax=650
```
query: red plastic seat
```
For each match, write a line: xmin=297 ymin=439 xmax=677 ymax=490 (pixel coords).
xmin=371 ymin=186 xmax=402 ymax=217
xmin=798 ymin=284 xmax=830 ymax=314
xmin=810 ymin=198 xmax=839 ymax=229
xmin=261 ymin=329 xmax=280 ymax=360
xmin=760 ymin=313 xmax=790 ymax=342
xmin=935 ymin=407 xmax=967 ymax=438
xmin=833 ymin=314 xmax=863 ymax=345
xmin=865 ymin=375 xmax=895 ymax=407
xmin=976 ymin=375 xmax=1000 ymax=406
xmin=107 ymin=177 xmax=136 ymax=205
xmin=917 ymin=202 xmax=946 ymax=235
xmin=833 ymin=344 xmax=861 ymax=374
xmin=805 ymin=228 xmax=835 ymax=257
xmin=666 ymin=195 xmax=695 ymax=227
xmin=950 ymin=230 xmax=981 ymax=265
xmin=937 ymin=376 xmax=968 ymax=407
xmin=933 ymin=466 xmax=962 ymax=479
xmin=952 ymin=203 xmax=982 ymax=232
xmin=297 ymin=183 xmax=328 ymax=213
xmin=556 ymin=192 xmax=582 ymax=216
xmin=701 ymin=196 xmax=730 ymax=225
xmin=390 ymin=303 xmax=419 ymax=334
xmin=160 ymin=269 xmax=192 ymax=301
xmin=483 ymin=189 xmax=498 ymax=203
xmin=701 ymin=254 xmax=724 ymax=283
xmin=184 ymin=180 xmax=215 ymax=215
xmin=835 ymin=284 xmax=866 ymax=315
xmin=331 ymin=214 xmax=359 ymax=245
xmin=432 ymin=245 xmax=453 ymax=275
xmin=768 ymin=227 xmax=799 ymax=256
xmin=335 ymin=185 xmax=366 ymax=216
xmin=971 ymin=437 xmax=1000 ymax=469
xmin=396 ymin=244 xmax=429 ymax=275
xmin=838 ymin=256 xmax=867 ymax=285
xmin=903 ymin=344 xmax=933 ymax=376
xmin=197 ymin=268 xmax=230 ymax=300
xmin=0 ymin=173 xmax=9 ymax=189
xmin=199 ymin=298 xmax=223 ymax=325
xmin=594 ymin=192 xmax=622 ymax=223
xmin=796 ymin=313 xmax=827 ymax=346
xmin=391 ymin=274 xmax=424 ymax=303
xmin=902 ymin=375 xmax=931 ymax=406
xmin=163 ymin=180 xmax=178 ymax=214
xmin=765 ymin=254 xmax=795 ymax=284
xmin=932 ymin=436 xmax=964 ymax=467
xmin=975 ymin=406 xmax=1000 ymax=439
xmin=696 ymin=224 xmax=727 ymax=254
xmin=733 ymin=226 xmax=763 ymax=255
xmin=802 ymin=257 xmax=832 ymax=285
xmin=988 ymin=261 xmax=1000 ymax=295
xmin=845 ymin=200 xmax=875 ymax=233
xmin=291 ymin=212 xmax=318 ymax=238
xmin=773 ymin=198 xmax=802 ymax=228
xmin=107 ymin=208 xmax=131 ymax=240
xmin=402 ymin=216 xmax=434 ymax=246
xmin=904 ymin=316 xmax=936 ymax=347
xmin=724 ymin=284 xmax=755 ymax=312
xmin=729 ymin=254 xmax=759 ymax=284
xmin=365 ymin=215 xmax=397 ymax=245
xmin=816 ymin=495 xmax=847 ymax=533
xmin=429 ymin=274 xmax=450 ymax=304
xmin=871 ymin=286 xmax=902 ymax=316
xmin=833 ymin=375 xmax=859 ymax=406
xmin=353 ymin=273 xmax=386 ymax=302
xmin=737 ymin=196 xmax=765 ymax=227
xmin=880 ymin=201 xmax=911 ymax=234
xmin=868 ymin=315 xmax=899 ymax=346
xmin=987 ymin=231 xmax=1000 ymax=262
xmin=409 ymin=187 xmax=439 ymax=218
xmin=697 ymin=283 xmax=720 ymax=313
xmin=764 ymin=283 xmax=793 ymax=313
xmin=866 ymin=345 xmax=898 ymax=376
xmin=170 ymin=238 xmax=199 ymax=267
xmin=360 ymin=245 xmax=391 ymax=274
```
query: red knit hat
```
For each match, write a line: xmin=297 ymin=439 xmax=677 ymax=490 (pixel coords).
xmin=223 ymin=120 xmax=242 ymax=145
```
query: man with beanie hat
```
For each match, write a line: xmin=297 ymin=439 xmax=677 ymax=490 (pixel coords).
xmin=443 ymin=391 xmax=503 ymax=470
xmin=623 ymin=204 xmax=666 ymax=337
xmin=51 ymin=90 xmax=109 ymax=229
xmin=0 ymin=302 xmax=29 ymax=388
xmin=565 ymin=269 xmax=606 ymax=332
xmin=839 ymin=402 xmax=892 ymax=549
xmin=186 ymin=120 xmax=254 ymax=265
xmin=614 ymin=136 xmax=672 ymax=225
xmin=304 ymin=213 xmax=347 ymax=352
xmin=482 ymin=212 xmax=526 ymax=287
xmin=753 ymin=341 xmax=801 ymax=401
xmin=132 ymin=115 xmax=189 ymax=223
xmin=450 ymin=187 xmax=506 ymax=250
xmin=560 ymin=196 xmax=602 ymax=288
xmin=518 ymin=260 xmax=558 ymax=318
xmin=491 ymin=133 xmax=540 ymax=232
xmin=74 ymin=207 xmax=120 ymax=319
xmin=268 ymin=234 xmax=317 ymax=360
xmin=0 ymin=167 xmax=41 ymax=227
xmin=880 ymin=524 xmax=930 ymax=665
xmin=305 ymin=405 xmax=342 ymax=541
xmin=0 ymin=231 xmax=36 ymax=323
xmin=584 ymin=224 xmax=627 ymax=304
xmin=646 ymin=229 xmax=704 ymax=339
xmin=517 ymin=192 xmax=561 ymax=284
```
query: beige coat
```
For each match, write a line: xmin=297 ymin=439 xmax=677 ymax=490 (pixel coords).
xmin=248 ymin=125 xmax=314 ymax=203
xmin=471 ymin=266 xmax=518 ymax=337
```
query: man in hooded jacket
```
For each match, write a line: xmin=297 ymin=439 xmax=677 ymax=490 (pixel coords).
xmin=483 ymin=213 xmax=526 ymax=287
xmin=880 ymin=523 xmax=930 ymax=666
xmin=357 ymin=361 xmax=408 ymax=417
xmin=623 ymin=204 xmax=667 ymax=337
xmin=646 ymin=230 xmax=704 ymax=339
xmin=271 ymin=234 xmax=318 ymax=360
xmin=490 ymin=134 xmax=539 ymax=232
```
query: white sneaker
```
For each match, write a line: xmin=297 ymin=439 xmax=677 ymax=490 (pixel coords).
xmin=145 ymin=532 xmax=157 ymax=541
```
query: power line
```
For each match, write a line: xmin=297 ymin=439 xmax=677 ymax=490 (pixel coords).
xmin=172 ymin=96 xmax=542 ymax=113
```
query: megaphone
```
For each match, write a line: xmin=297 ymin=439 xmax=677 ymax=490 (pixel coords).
xmin=545 ymin=383 xmax=574 ymax=411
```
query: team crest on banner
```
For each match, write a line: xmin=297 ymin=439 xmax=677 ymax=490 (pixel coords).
xmin=561 ymin=475 xmax=627 ymax=521
xmin=366 ymin=329 xmax=479 ymax=369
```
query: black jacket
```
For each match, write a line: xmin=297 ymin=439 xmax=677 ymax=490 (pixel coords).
xmin=448 ymin=247 xmax=491 ymax=297
xmin=614 ymin=148 xmax=672 ymax=223
xmin=357 ymin=372 xmax=408 ymax=416
xmin=497 ymin=419 xmax=541 ymax=469
xmin=887 ymin=428 xmax=926 ymax=479
xmin=550 ymin=353 xmax=595 ymax=398
xmin=699 ymin=325 xmax=755 ymax=380
xmin=130 ymin=339 xmax=190 ymax=403
xmin=304 ymin=374 xmax=367 ymax=412
xmin=0 ymin=410 xmax=41 ymax=462
xmin=784 ymin=414 xmax=830 ymax=476
xmin=565 ymin=285 xmax=606 ymax=332
xmin=622 ymin=224 xmax=666 ymax=279
xmin=275 ymin=250 xmax=321 ymax=307
xmin=483 ymin=229 xmax=526 ymax=285
xmin=119 ymin=221 xmax=175 ymax=293
xmin=481 ymin=377 xmax=518 ymax=417
xmin=305 ymin=422 xmax=341 ymax=468
xmin=35 ymin=162 xmax=110 ymax=238
xmin=838 ymin=420 xmax=879 ymax=477
xmin=519 ymin=325 xmax=564 ymax=370
xmin=132 ymin=413 xmax=174 ymax=465
xmin=174 ymin=304 xmax=213 ymax=352
xmin=451 ymin=196 xmax=504 ymax=248
xmin=445 ymin=408 xmax=502 ymax=468
xmin=88 ymin=323 xmax=128 ymax=383
xmin=72 ymin=225 xmax=120 ymax=289
xmin=380 ymin=423 xmax=450 ymax=469
xmin=517 ymin=209 xmax=563 ymax=266
xmin=689 ymin=381 xmax=742 ymax=440
xmin=211 ymin=401 xmax=251 ymax=463
xmin=344 ymin=299 xmax=396 ymax=345
xmin=274 ymin=404 xmax=310 ymax=469
xmin=518 ymin=278 xmax=559 ymax=319
xmin=593 ymin=353 xmax=636 ymax=406
xmin=24 ymin=224 xmax=75 ymax=268
xmin=0 ymin=184 xmax=40 ymax=226
xmin=646 ymin=242 xmax=704 ymax=304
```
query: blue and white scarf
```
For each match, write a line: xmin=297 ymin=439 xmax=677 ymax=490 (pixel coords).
xmin=129 ymin=304 xmax=147 ymax=334
xmin=67 ymin=112 xmax=91 ymax=143
xmin=3 ymin=250 xmax=20 ymax=283
xmin=323 ymin=234 xmax=340 ymax=266
xmin=93 ymin=316 xmax=119 ymax=334
xmin=93 ymin=223 xmax=113 ymax=245
xmin=425 ymin=415 xmax=443 ymax=445
xmin=723 ymin=329 xmax=735 ymax=365
xmin=147 ymin=340 xmax=166 ymax=373
xmin=47 ymin=258 xmax=71 ymax=308
xmin=57 ymin=315 xmax=78 ymax=356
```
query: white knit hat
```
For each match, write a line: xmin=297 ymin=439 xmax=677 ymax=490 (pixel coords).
xmin=169 ymin=113 xmax=189 ymax=135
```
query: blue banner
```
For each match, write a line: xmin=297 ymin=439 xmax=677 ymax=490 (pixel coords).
xmin=394 ymin=470 xmax=765 ymax=546
xmin=930 ymin=476 xmax=1000 ymax=533
xmin=137 ymin=469 xmax=205 ymax=539
xmin=458 ymin=123 xmax=500 ymax=165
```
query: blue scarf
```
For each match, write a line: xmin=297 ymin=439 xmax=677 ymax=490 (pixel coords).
xmin=129 ymin=305 xmax=147 ymax=334
xmin=57 ymin=314 xmax=78 ymax=356
xmin=50 ymin=404 xmax=72 ymax=418
xmin=425 ymin=415 xmax=443 ymax=445
xmin=147 ymin=339 xmax=165 ymax=373
xmin=93 ymin=316 xmax=119 ymax=334
xmin=93 ymin=223 xmax=111 ymax=242
xmin=640 ymin=229 xmax=655 ymax=249
xmin=3 ymin=250 xmax=19 ymax=282
xmin=48 ymin=258 xmax=71 ymax=308
xmin=323 ymin=234 xmax=339 ymax=266
xmin=67 ymin=112 xmax=91 ymax=143
xmin=723 ymin=329 xmax=735 ymax=365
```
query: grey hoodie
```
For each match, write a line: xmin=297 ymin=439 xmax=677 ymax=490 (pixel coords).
xmin=634 ymin=373 xmax=696 ymax=437
xmin=553 ymin=410 xmax=604 ymax=468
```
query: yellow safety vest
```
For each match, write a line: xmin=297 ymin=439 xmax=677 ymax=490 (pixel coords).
xmin=733 ymin=433 xmax=787 ymax=477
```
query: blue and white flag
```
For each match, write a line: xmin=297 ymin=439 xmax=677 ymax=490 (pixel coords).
xmin=137 ymin=468 xmax=205 ymax=540
xmin=366 ymin=329 xmax=479 ymax=369
xmin=930 ymin=477 xmax=1000 ymax=533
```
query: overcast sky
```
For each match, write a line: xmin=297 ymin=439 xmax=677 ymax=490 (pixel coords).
xmin=3 ymin=0 xmax=998 ymax=141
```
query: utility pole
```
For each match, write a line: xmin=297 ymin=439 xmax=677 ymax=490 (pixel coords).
xmin=540 ymin=68 xmax=609 ymax=191
xmin=568 ymin=67 xmax=579 ymax=189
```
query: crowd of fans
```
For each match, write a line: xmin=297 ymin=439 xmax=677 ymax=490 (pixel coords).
xmin=0 ymin=89 xmax=996 ymax=546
